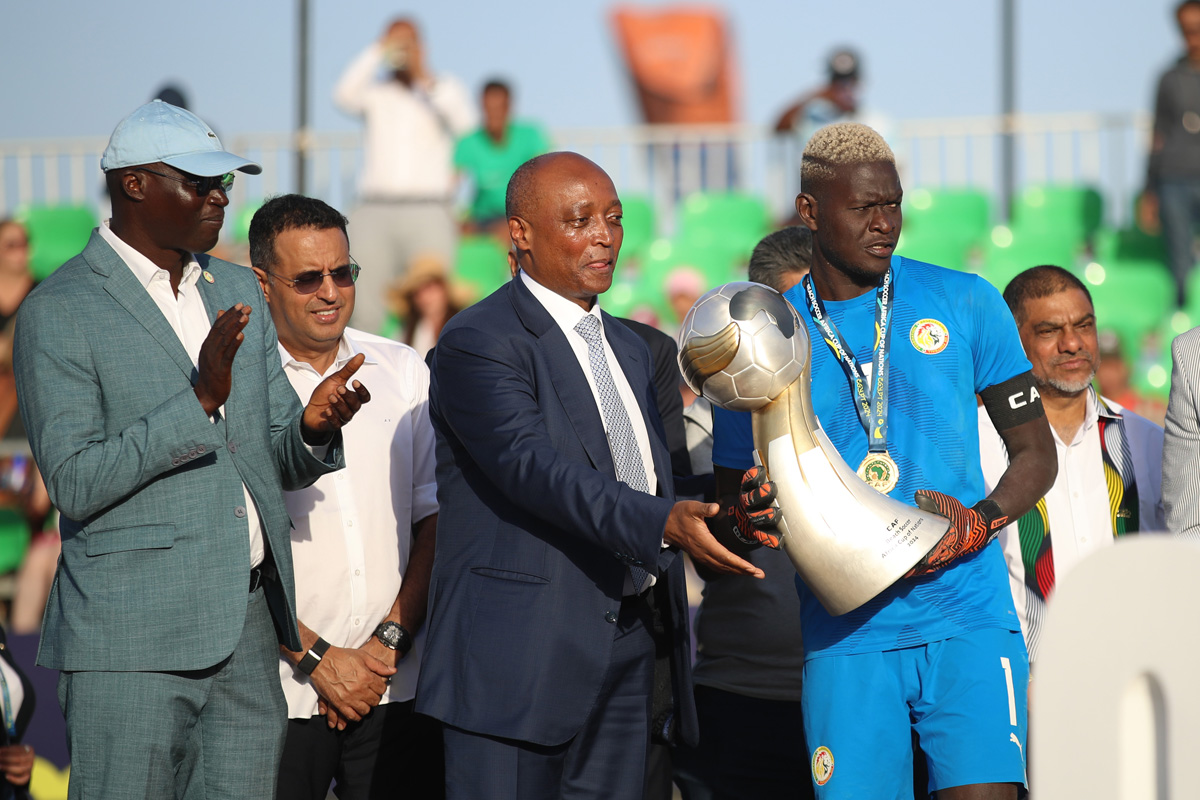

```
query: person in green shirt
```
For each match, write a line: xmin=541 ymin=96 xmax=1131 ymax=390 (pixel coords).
xmin=454 ymin=80 xmax=551 ymax=239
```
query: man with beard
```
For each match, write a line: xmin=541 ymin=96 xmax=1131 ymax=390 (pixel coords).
xmin=979 ymin=265 xmax=1166 ymax=664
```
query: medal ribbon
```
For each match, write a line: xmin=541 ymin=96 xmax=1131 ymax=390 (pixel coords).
xmin=801 ymin=267 xmax=894 ymax=454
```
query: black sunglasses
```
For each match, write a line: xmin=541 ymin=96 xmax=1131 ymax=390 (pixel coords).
xmin=136 ymin=167 xmax=235 ymax=196
xmin=266 ymin=262 xmax=361 ymax=294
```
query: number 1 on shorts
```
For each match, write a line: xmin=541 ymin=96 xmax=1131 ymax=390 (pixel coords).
xmin=1000 ymin=656 xmax=1017 ymax=726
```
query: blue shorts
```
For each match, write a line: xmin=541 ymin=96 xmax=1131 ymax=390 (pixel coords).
xmin=802 ymin=628 xmax=1029 ymax=798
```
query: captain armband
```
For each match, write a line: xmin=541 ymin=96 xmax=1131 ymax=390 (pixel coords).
xmin=979 ymin=371 xmax=1044 ymax=431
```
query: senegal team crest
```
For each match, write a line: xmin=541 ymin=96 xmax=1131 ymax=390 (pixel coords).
xmin=910 ymin=318 xmax=949 ymax=354
xmin=812 ymin=746 xmax=834 ymax=786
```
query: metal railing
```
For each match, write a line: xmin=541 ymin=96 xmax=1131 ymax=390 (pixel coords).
xmin=0 ymin=111 xmax=1152 ymax=237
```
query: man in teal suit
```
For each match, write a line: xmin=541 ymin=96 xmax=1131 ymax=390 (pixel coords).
xmin=13 ymin=100 xmax=371 ymax=800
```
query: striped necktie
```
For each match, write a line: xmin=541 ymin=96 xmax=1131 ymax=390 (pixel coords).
xmin=575 ymin=314 xmax=651 ymax=592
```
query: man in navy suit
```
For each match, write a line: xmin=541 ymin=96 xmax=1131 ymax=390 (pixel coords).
xmin=415 ymin=152 xmax=763 ymax=799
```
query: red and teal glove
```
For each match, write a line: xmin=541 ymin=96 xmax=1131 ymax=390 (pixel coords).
xmin=905 ymin=491 xmax=1008 ymax=577
xmin=729 ymin=466 xmax=782 ymax=549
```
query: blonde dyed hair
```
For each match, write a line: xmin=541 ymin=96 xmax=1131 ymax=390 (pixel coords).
xmin=800 ymin=123 xmax=895 ymax=188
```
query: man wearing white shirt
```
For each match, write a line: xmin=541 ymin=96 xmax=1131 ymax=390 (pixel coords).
xmin=248 ymin=194 xmax=442 ymax=799
xmin=334 ymin=17 xmax=475 ymax=337
xmin=979 ymin=264 xmax=1166 ymax=663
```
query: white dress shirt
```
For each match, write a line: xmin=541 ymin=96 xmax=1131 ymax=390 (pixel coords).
xmin=276 ymin=329 xmax=438 ymax=716
xmin=979 ymin=388 xmax=1166 ymax=661
xmin=99 ymin=221 xmax=268 ymax=568
xmin=520 ymin=270 xmax=658 ymax=494
xmin=333 ymin=43 xmax=475 ymax=199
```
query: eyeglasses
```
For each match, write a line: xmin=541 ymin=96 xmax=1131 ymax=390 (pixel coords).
xmin=135 ymin=167 xmax=235 ymax=196
xmin=266 ymin=262 xmax=361 ymax=294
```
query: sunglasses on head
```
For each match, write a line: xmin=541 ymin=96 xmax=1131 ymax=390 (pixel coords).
xmin=267 ymin=262 xmax=361 ymax=294
xmin=136 ymin=167 xmax=235 ymax=196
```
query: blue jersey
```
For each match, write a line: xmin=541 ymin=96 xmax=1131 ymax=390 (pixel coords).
xmin=712 ymin=256 xmax=1029 ymax=659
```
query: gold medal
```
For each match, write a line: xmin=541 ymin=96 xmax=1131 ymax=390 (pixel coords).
xmin=857 ymin=451 xmax=899 ymax=494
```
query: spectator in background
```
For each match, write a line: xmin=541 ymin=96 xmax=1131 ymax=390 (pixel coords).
xmin=334 ymin=17 xmax=475 ymax=336
xmin=1142 ymin=0 xmax=1200 ymax=306
xmin=391 ymin=254 xmax=468 ymax=360
xmin=0 ymin=221 xmax=33 ymax=330
xmin=672 ymin=226 xmax=813 ymax=800
xmin=153 ymin=83 xmax=190 ymax=111
xmin=748 ymin=226 xmax=812 ymax=293
xmin=0 ymin=220 xmax=57 ymax=637
xmin=979 ymin=265 xmax=1165 ymax=666
xmin=665 ymin=267 xmax=706 ymax=333
xmin=773 ymin=48 xmax=862 ymax=139
xmin=455 ymin=80 xmax=551 ymax=242
xmin=1094 ymin=329 xmax=1167 ymax=423
xmin=1094 ymin=330 xmax=1139 ymax=410
xmin=0 ymin=220 xmax=34 ymax=439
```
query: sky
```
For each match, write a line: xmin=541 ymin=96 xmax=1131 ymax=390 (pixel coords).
xmin=0 ymin=0 xmax=1183 ymax=143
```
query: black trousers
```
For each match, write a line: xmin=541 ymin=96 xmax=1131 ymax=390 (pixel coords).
xmin=672 ymin=685 xmax=813 ymax=800
xmin=276 ymin=699 xmax=445 ymax=800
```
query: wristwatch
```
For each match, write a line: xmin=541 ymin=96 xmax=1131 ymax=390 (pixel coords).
xmin=373 ymin=621 xmax=413 ymax=657
xmin=297 ymin=637 xmax=331 ymax=676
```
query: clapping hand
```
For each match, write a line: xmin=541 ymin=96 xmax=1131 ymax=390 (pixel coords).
xmin=194 ymin=304 xmax=252 ymax=415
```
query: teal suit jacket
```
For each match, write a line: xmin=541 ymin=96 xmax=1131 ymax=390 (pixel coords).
xmin=13 ymin=231 xmax=341 ymax=672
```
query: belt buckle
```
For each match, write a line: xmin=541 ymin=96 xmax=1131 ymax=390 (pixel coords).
xmin=249 ymin=567 xmax=264 ymax=593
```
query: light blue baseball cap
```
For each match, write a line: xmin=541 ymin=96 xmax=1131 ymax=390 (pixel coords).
xmin=100 ymin=99 xmax=261 ymax=176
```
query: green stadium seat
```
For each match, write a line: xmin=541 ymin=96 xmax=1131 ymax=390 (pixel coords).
xmin=1011 ymin=185 xmax=1104 ymax=249
xmin=677 ymin=191 xmax=771 ymax=264
xmin=230 ymin=201 xmax=265 ymax=245
xmin=1157 ymin=309 xmax=1193 ymax=361
xmin=1131 ymin=349 xmax=1173 ymax=402
xmin=0 ymin=507 xmax=30 ymax=575
xmin=902 ymin=187 xmax=991 ymax=246
xmin=980 ymin=226 xmax=1079 ymax=292
xmin=452 ymin=236 xmax=510 ymax=303
xmin=1093 ymin=226 xmax=1166 ymax=265
xmin=1083 ymin=259 xmax=1176 ymax=361
xmin=1184 ymin=268 xmax=1200 ymax=317
xmin=617 ymin=194 xmax=656 ymax=264
xmin=17 ymin=204 xmax=98 ymax=281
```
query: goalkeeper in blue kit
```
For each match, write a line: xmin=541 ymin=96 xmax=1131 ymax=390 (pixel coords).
xmin=714 ymin=123 xmax=1056 ymax=799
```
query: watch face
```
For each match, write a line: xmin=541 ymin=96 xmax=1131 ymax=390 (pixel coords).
xmin=376 ymin=621 xmax=403 ymax=649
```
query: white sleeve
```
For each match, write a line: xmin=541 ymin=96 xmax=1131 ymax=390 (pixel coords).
xmin=333 ymin=43 xmax=385 ymax=117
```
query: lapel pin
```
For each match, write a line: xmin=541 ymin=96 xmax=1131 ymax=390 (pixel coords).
xmin=202 ymin=271 xmax=215 ymax=284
